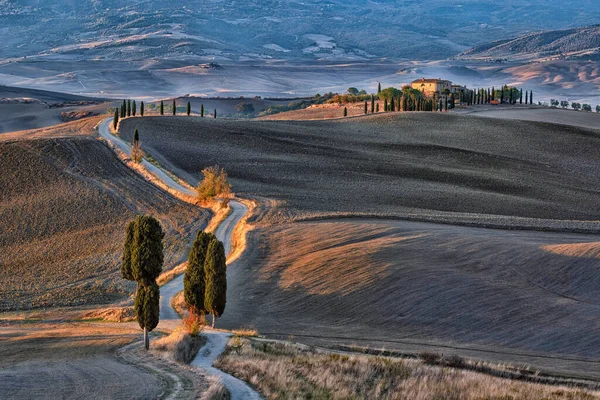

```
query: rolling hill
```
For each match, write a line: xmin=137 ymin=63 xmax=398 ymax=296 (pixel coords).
xmin=459 ymin=25 xmax=600 ymax=61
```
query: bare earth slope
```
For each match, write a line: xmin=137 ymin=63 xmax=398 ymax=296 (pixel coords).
xmin=120 ymin=114 xmax=600 ymax=230
xmin=221 ymin=219 xmax=600 ymax=379
xmin=0 ymin=135 xmax=210 ymax=311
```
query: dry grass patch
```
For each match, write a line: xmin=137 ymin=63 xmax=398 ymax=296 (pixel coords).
xmin=201 ymin=376 xmax=231 ymax=400
xmin=153 ymin=327 xmax=206 ymax=364
xmin=215 ymin=338 xmax=600 ymax=400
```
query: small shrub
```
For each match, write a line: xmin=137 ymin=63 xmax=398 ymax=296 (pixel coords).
xmin=182 ymin=309 xmax=205 ymax=336
xmin=197 ymin=165 xmax=232 ymax=202
xmin=131 ymin=141 xmax=144 ymax=163
xmin=419 ymin=351 xmax=442 ymax=365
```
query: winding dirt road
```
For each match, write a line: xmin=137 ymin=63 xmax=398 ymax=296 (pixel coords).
xmin=99 ymin=117 xmax=260 ymax=399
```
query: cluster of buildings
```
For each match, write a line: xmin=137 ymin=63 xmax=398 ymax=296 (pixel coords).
xmin=410 ymin=78 xmax=468 ymax=100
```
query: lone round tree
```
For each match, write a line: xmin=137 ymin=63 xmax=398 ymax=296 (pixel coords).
xmin=184 ymin=231 xmax=214 ymax=315
xmin=122 ymin=216 xmax=164 ymax=349
xmin=204 ymin=238 xmax=227 ymax=328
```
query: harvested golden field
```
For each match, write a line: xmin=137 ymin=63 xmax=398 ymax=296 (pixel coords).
xmin=220 ymin=219 xmax=600 ymax=379
xmin=258 ymin=101 xmax=382 ymax=120
xmin=0 ymin=136 xmax=209 ymax=311
xmin=216 ymin=338 xmax=600 ymax=400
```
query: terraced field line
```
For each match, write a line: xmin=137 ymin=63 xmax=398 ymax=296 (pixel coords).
xmin=99 ymin=117 xmax=261 ymax=400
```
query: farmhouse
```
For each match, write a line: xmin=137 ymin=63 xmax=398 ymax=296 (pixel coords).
xmin=411 ymin=78 xmax=452 ymax=97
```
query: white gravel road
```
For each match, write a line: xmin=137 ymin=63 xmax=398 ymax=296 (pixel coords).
xmin=99 ymin=117 xmax=260 ymax=400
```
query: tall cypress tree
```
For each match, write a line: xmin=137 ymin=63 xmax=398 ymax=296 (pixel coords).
xmin=187 ymin=101 xmax=191 ymax=116
xmin=140 ymin=101 xmax=145 ymax=117
xmin=214 ymin=109 xmax=217 ymax=119
xmin=172 ymin=100 xmax=176 ymax=116
xmin=530 ymin=91 xmax=533 ymax=105
xmin=184 ymin=231 xmax=214 ymax=315
xmin=122 ymin=100 xmax=127 ymax=118
xmin=133 ymin=129 xmax=139 ymax=145
xmin=160 ymin=101 xmax=164 ymax=115
xmin=127 ymin=100 xmax=131 ymax=117
xmin=520 ymin=90 xmax=523 ymax=104
xmin=343 ymin=107 xmax=347 ymax=117
xmin=376 ymin=103 xmax=379 ymax=112
xmin=132 ymin=100 xmax=137 ymax=117
xmin=204 ymin=239 xmax=227 ymax=328
xmin=384 ymin=98 xmax=388 ymax=112
xmin=377 ymin=82 xmax=381 ymax=94
xmin=122 ymin=216 xmax=164 ymax=349
xmin=113 ymin=108 xmax=119 ymax=130
xmin=390 ymin=96 xmax=395 ymax=112
xmin=201 ymin=104 xmax=204 ymax=117
xmin=371 ymin=95 xmax=375 ymax=113
xmin=364 ymin=101 xmax=368 ymax=114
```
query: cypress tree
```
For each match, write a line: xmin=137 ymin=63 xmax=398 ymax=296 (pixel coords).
xmin=187 ymin=101 xmax=191 ymax=116
xmin=377 ymin=82 xmax=381 ymax=94
xmin=132 ymin=100 xmax=137 ymax=117
xmin=384 ymin=98 xmax=388 ymax=112
xmin=509 ymin=90 xmax=513 ymax=105
xmin=376 ymin=103 xmax=379 ymax=112
xmin=127 ymin=100 xmax=131 ymax=117
xmin=390 ymin=96 xmax=395 ymax=112
xmin=520 ymin=90 xmax=523 ymax=104
xmin=530 ymin=91 xmax=533 ymax=105
xmin=113 ymin=108 xmax=119 ymax=130
xmin=444 ymin=96 xmax=448 ymax=111
xmin=134 ymin=282 xmax=160 ymax=350
xmin=122 ymin=215 xmax=164 ymax=349
xmin=214 ymin=109 xmax=217 ymax=119
xmin=184 ymin=231 xmax=214 ymax=315
xmin=172 ymin=100 xmax=176 ymax=116
xmin=500 ymin=88 xmax=505 ymax=104
xmin=371 ymin=95 xmax=375 ymax=113
xmin=491 ymin=87 xmax=495 ymax=101
xmin=121 ymin=220 xmax=136 ymax=281
xmin=160 ymin=101 xmax=164 ymax=115
xmin=364 ymin=101 xmax=368 ymax=114
xmin=131 ymin=215 xmax=164 ymax=287
xmin=122 ymin=100 xmax=127 ymax=118
xmin=204 ymin=239 xmax=227 ymax=328
xmin=141 ymin=101 xmax=144 ymax=116
xmin=201 ymin=104 xmax=204 ymax=117
xmin=133 ymin=129 xmax=139 ymax=145
xmin=343 ymin=107 xmax=347 ymax=117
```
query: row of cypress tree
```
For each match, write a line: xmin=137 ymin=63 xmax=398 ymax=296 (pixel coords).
xmin=158 ymin=100 xmax=216 ymax=118
xmin=183 ymin=231 xmax=227 ymax=328
xmin=469 ymin=86 xmax=533 ymax=105
xmin=114 ymin=100 xmax=217 ymax=128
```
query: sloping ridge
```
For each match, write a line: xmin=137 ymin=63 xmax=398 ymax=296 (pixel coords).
xmin=459 ymin=25 xmax=600 ymax=59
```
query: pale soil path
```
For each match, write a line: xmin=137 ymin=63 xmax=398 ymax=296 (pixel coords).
xmin=99 ymin=117 xmax=260 ymax=399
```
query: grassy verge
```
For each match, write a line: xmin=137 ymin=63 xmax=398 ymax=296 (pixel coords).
xmin=215 ymin=338 xmax=600 ymax=400
xmin=153 ymin=328 xmax=206 ymax=364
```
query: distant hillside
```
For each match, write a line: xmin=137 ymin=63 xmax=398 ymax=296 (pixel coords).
xmin=459 ymin=25 xmax=600 ymax=60
xmin=2 ymin=1 xmax=600 ymax=62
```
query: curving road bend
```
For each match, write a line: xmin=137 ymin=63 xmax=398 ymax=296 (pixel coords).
xmin=99 ymin=117 xmax=260 ymax=399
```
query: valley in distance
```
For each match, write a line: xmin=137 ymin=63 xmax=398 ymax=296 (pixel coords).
xmin=3 ymin=3 xmax=600 ymax=399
